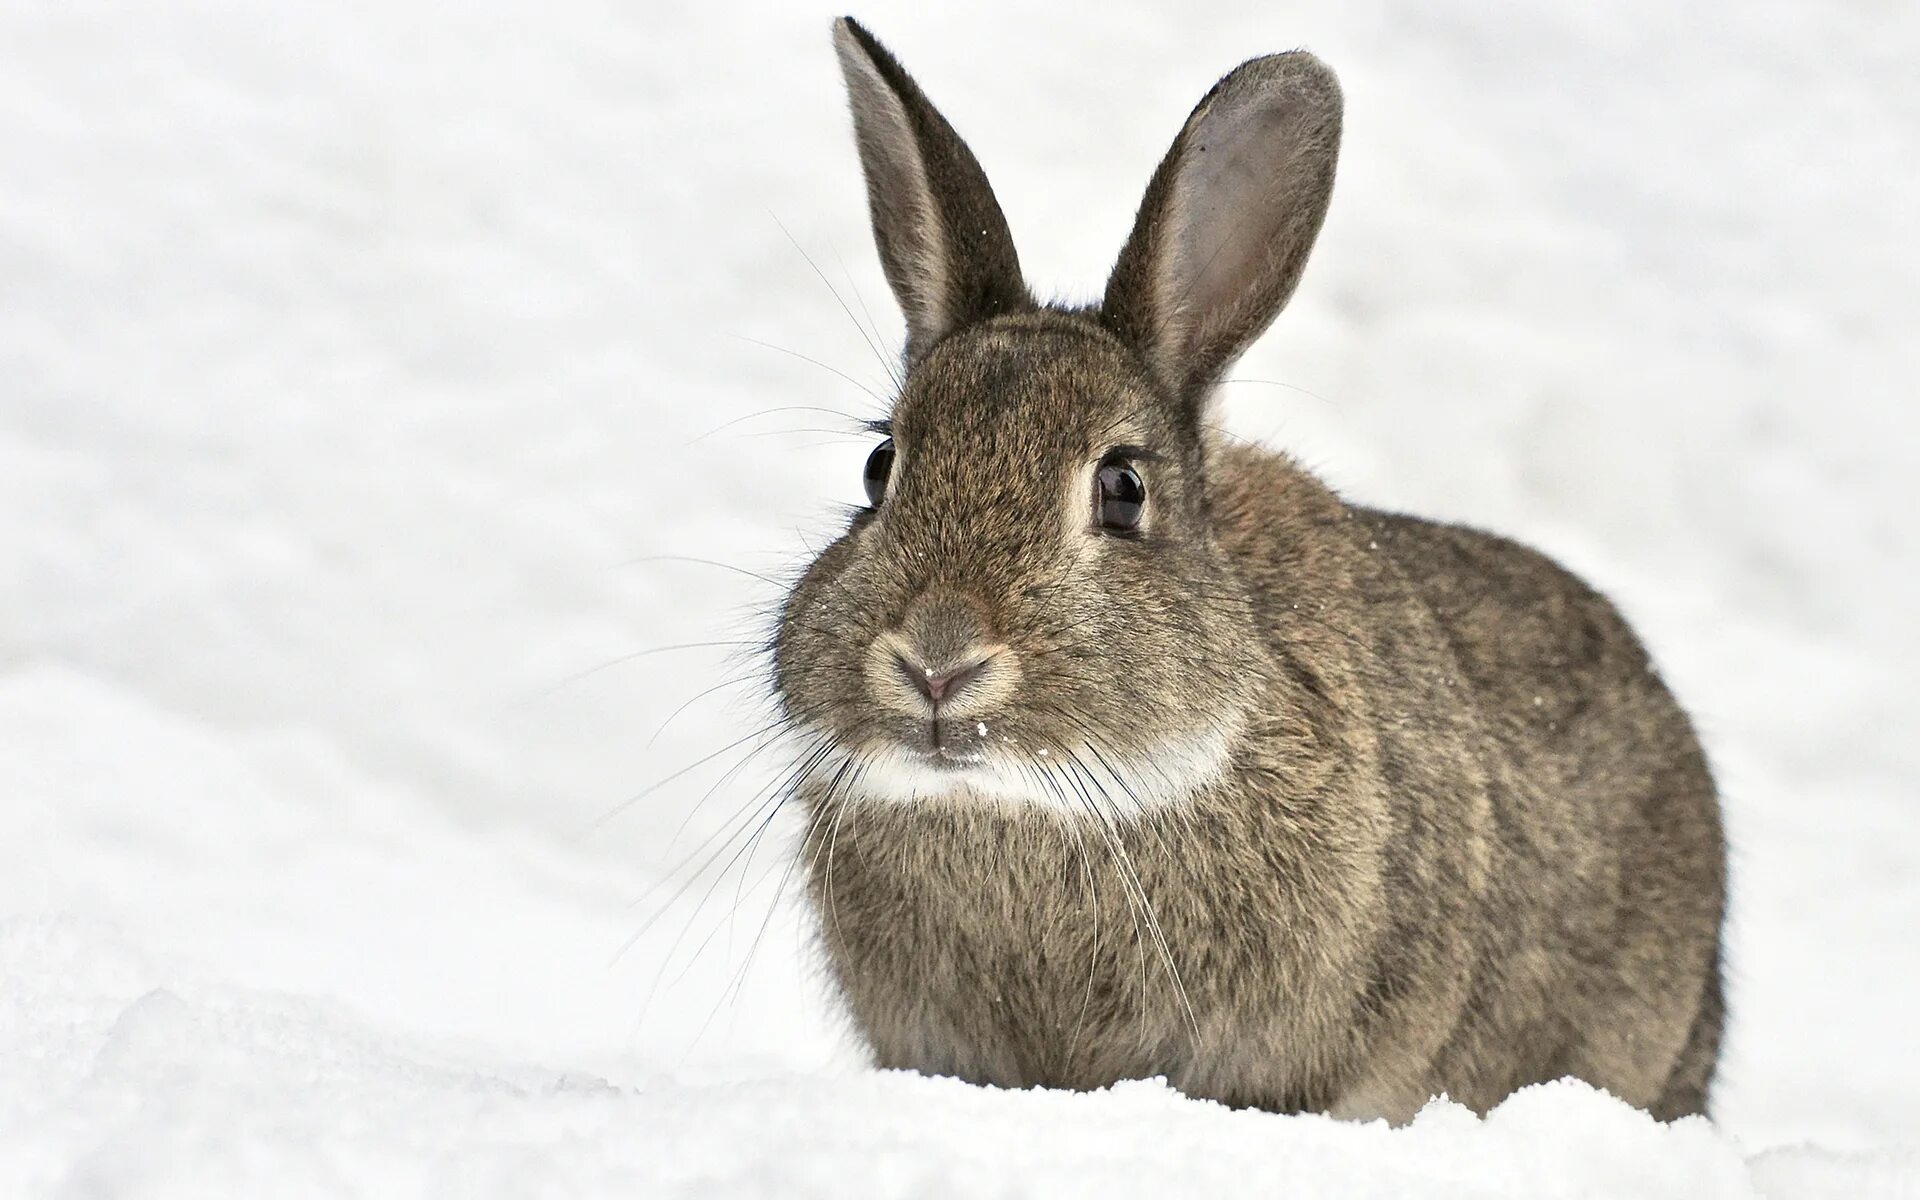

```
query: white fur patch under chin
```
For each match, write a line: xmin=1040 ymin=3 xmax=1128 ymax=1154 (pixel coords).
xmin=822 ymin=726 xmax=1238 ymax=819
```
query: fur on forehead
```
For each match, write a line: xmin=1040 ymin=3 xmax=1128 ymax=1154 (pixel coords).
xmin=888 ymin=312 xmax=1198 ymax=459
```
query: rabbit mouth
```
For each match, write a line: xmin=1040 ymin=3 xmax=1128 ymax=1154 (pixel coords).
xmin=920 ymin=716 xmax=994 ymax=759
xmin=919 ymin=744 xmax=987 ymax=769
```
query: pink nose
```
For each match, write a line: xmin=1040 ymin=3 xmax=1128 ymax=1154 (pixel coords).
xmin=897 ymin=653 xmax=990 ymax=706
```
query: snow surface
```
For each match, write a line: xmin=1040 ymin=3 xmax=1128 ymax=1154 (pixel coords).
xmin=3 ymin=1 xmax=1916 ymax=1195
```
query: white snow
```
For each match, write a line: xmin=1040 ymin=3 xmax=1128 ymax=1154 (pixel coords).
xmin=2 ymin=1 xmax=1915 ymax=1196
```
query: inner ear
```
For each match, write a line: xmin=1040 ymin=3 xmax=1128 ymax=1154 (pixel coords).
xmin=1167 ymin=84 xmax=1333 ymax=363
xmin=1103 ymin=52 xmax=1343 ymax=406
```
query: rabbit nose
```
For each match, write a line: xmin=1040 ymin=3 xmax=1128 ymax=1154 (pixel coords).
xmin=895 ymin=652 xmax=991 ymax=706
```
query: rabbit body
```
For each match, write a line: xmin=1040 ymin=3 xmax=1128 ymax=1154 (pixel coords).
xmin=777 ymin=21 xmax=1725 ymax=1121
xmin=800 ymin=430 xmax=1723 ymax=1120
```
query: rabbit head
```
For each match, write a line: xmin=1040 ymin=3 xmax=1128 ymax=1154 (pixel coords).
xmin=773 ymin=19 xmax=1342 ymax=814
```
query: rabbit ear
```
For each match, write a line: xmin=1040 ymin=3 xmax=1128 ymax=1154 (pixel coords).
xmin=1103 ymin=52 xmax=1342 ymax=407
xmin=832 ymin=18 xmax=1030 ymax=364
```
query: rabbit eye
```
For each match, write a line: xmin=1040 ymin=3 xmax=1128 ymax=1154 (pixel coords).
xmin=863 ymin=438 xmax=895 ymax=507
xmin=1095 ymin=457 xmax=1146 ymax=533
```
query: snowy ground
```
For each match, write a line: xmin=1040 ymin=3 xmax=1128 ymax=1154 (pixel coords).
xmin=3 ymin=1 xmax=1916 ymax=1196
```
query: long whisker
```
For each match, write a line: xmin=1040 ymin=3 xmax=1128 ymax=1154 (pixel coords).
xmin=1218 ymin=376 xmax=1337 ymax=406
xmin=644 ymin=672 xmax=767 ymax=750
xmin=635 ymin=692 xmax=848 ymax=859
xmin=688 ymin=403 xmax=877 ymax=445
xmin=828 ymin=238 xmax=900 ymax=390
xmin=721 ymin=334 xmax=889 ymax=406
xmin=1022 ymin=758 xmax=1103 ymax=1067
xmin=615 ymin=732 xmax=830 ymax=960
xmin=677 ymin=746 xmax=868 ymax=1061
xmin=667 ymin=743 xmax=838 ymax=991
xmin=1035 ymin=756 xmax=1153 ymax=1050
xmin=821 ymin=757 xmax=863 ymax=958
xmin=718 ymin=756 xmax=857 ymax=1013
xmin=531 ymin=640 xmax=766 ymax=704
xmin=768 ymin=210 xmax=902 ymax=392
xmin=584 ymin=719 xmax=787 ymax=836
xmin=617 ymin=555 xmax=790 ymax=589
xmin=1064 ymin=747 xmax=1200 ymax=1043
xmin=631 ymin=744 xmax=838 ymax=1050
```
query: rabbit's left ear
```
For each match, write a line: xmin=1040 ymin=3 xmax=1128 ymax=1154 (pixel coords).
xmin=832 ymin=18 xmax=1030 ymax=365
xmin=1103 ymin=52 xmax=1342 ymax=407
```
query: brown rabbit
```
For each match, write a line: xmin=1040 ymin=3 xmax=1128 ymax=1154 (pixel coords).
xmin=771 ymin=17 xmax=1725 ymax=1122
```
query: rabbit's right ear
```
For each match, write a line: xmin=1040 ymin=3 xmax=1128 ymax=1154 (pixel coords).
xmin=1102 ymin=53 xmax=1343 ymax=410
xmin=832 ymin=18 xmax=1030 ymax=365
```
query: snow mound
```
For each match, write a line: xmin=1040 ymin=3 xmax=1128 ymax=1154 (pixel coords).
xmin=7 ymin=918 xmax=1911 ymax=1200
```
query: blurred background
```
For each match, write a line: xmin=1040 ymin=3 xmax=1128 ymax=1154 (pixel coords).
xmin=2 ymin=0 xmax=1915 ymax=1179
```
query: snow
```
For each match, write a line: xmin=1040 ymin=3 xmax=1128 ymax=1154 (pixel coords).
xmin=27 ymin=914 xmax=1903 ymax=1200
xmin=2 ymin=1 xmax=1915 ymax=1196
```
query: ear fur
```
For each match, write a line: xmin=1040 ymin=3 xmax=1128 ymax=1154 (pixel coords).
xmin=832 ymin=18 xmax=1030 ymax=364
xmin=1103 ymin=52 xmax=1343 ymax=406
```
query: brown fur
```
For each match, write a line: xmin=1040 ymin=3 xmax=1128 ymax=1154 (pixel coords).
xmin=771 ymin=19 xmax=1726 ymax=1121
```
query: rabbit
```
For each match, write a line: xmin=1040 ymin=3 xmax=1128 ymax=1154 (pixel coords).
xmin=770 ymin=16 xmax=1726 ymax=1123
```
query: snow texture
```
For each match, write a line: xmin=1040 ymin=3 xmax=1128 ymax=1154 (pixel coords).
xmin=2 ymin=1 xmax=1916 ymax=1196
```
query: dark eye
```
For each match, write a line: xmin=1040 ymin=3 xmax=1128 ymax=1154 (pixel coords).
xmin=1095 ymin=457 xmax=1146 ymax=533
xmin=863 ymin=438 xmax=895 ymax=507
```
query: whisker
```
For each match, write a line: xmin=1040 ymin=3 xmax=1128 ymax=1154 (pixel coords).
xmin=645 ymin=672 xmax=766 ymax=750
xmin=688 ymin=402 xmax=876 ymax=445
xmin=674 ymin=746 xmax=866 ymax=1063
xmin=1218 ymin=376 xmax=1337 ymax=406
xmin=623 ymin=736 xmax=837 ymax=1040
xmin=1064 ymin=747 xmax=1200 ymax=1042
xmin=1022 ymin=758 xmax=1103 ymax=1066
xmin=768 ymin=210 xmax=902 ymax=391
xmin=717 ymin=761 xmax=855 ymax=1013
xmin=821 ymin=757 xmax=863 ymax=957
xmin=613 ymin=732 xmax=827 ymax=952
xmin=1034 ymin=756 xmax=1152 ymax=1050
xmin=618 ymin=554 xmax=792 ymax=590
xmin=585 ymin=717 xmax=791 ymax=837
xmin=687 ymin=403 xmax=875 ymax=445
xmin=723 ymin=333 xmax=888 ymax=406
xmin=828 ymin=238 xmax=901 ymax=390
xmin=530 ymin=640 xmax=765 ymax=705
